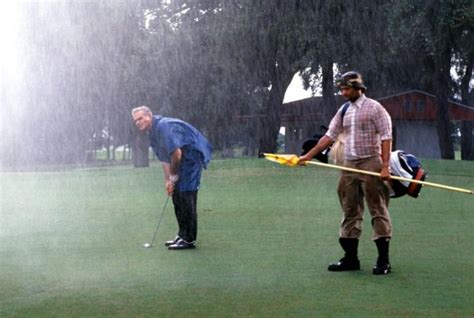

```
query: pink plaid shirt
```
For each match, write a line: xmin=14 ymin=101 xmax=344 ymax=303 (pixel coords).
xmin=326 ymin=94 xmax=392 ymax=161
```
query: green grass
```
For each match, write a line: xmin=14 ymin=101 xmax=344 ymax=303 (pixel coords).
xmin=1 ymin=158 xmax=473 ymax=317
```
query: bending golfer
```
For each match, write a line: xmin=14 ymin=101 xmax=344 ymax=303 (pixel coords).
xmin=299 ymin=71 xmax=393 ymax=275
xmin=132 ymin=106 xmax=212 ymax=250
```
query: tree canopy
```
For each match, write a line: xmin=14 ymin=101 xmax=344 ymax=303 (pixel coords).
xmin=1 ymin=0 xmax=473 ymax=167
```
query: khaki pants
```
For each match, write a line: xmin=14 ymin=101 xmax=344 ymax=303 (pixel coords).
xmin=337 ymin=156 xmax=392 ymax=240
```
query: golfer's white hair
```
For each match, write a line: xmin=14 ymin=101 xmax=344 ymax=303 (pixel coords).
xmin=131 ymin=105 xmax=153 ymax=117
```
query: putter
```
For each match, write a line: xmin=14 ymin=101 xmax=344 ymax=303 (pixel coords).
xmin=143 ymin=196 xmax=170 ymax=248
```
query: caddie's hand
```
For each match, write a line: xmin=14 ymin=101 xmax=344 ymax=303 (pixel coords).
xmin=380 ymin=166 xmax=391 ymax=181
xmin=297 ymin=155 xmax=310 ymax=166
xmin=165 ymin=181 xmax=174 ymax=196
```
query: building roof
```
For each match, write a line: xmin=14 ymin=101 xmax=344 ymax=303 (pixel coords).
xmin=378 ymin=89 xmax=474 ymax=111
xmin=283 ymin=89 xmax=474 ymax=122
xmin=378 ymin=89 xmax=474 ymax=121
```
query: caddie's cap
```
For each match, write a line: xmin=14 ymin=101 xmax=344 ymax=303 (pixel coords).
xmin=336 ymin=71 xmax=367 ymax=91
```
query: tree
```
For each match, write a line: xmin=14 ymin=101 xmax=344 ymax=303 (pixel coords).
xmin=217 ymin=1 xmax=306 ymax=154
xmin=8 ymin=1 xmax=147 ymax=166
xmin=6 ymin=0 xmax=473 ymax=167
xmin=387 ymin=0 xmax=474 ymax=159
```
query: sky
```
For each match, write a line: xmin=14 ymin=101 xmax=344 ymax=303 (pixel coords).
xmin=283 ymin=73 xmax=313 ymax=103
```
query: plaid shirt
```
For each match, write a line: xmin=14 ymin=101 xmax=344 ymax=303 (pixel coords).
xmin=326 ymin=94 xmax=392 ymax=161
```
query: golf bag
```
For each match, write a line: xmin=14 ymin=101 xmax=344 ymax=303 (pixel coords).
xmin=301 ymin=126 xmax=331 ymax=163
xmin=387 ymin=150 xmax=427 ymax=198
xmin=301 ymin=134 xmax=329 ymax=163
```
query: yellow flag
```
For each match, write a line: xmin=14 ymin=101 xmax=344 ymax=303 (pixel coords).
xmin=261 ymin=153 xmax=301 ymax=167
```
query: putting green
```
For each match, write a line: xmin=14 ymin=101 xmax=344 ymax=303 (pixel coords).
xmin=1 ymin=159 xmax=473 ymax=317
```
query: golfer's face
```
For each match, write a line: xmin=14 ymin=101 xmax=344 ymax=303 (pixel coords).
xmin=133 ymin=111 xmax=152 ymax=132
xmin=340 ymin=86 xmax=361 ymax=102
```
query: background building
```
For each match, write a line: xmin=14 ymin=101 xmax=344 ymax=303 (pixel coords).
xmin=282 ymin=90 xmax=474 ymax=159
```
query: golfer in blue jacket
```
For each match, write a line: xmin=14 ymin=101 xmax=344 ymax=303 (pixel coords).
xmin=132 ymin=106 xmax=212 ymax=250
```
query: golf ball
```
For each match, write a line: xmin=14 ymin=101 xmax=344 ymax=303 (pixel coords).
xmin=143 ymin=243 xmax=151 ymax=248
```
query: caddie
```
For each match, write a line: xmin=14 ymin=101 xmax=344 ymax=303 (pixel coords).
xmin=299 ymin=71 xmax=393 ymax=275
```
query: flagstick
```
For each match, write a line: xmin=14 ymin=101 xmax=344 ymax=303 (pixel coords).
xmin=305 ymin=160 xmax=473 ymax=195
xmin=261 ymin=153 xmax=473 ymax=195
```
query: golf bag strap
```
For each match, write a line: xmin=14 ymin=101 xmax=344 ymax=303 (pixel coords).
xmin=407 ymin=167 xmax=426 ymax=198
xmin=340 ymin=102 xmax=350 ymax=120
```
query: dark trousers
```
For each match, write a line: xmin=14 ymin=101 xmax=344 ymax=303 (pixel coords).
xmin=172 ymin=190 xmax=198 ymax=243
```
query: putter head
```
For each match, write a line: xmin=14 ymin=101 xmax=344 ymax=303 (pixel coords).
xmin=142 ymin=243 xmax=153 ymax=248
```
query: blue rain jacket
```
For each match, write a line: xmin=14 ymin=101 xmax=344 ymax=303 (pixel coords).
xmin=149 ymin=116 xmax=212 ymax=191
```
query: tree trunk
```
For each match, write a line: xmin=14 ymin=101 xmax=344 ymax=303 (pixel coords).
xmin=106 ymin=132 xmax=111 ymax=161
xmin=321 ymin=61 xmax=337 ymax=125
xmin=434 ymin=35 xmax=454 ymax=159
xmin=435 ymin=95 xmax=454 ymax=159
xmin=257 ymin=63 xmax=293 ymax=154
xmin=112 ymin=144 xmax=116 ymax=161
xmin=258 ymin=89 xmax=282 ymax=154
xmin=461 ymin=121 xmax=473 ymax=160
xmin=132 ymin=130 xmax=149 ymax=168
xmin=122 ymin=145 xmax=127 ymax=161
xmin=460 ymin=54 xmax=473 ymax=160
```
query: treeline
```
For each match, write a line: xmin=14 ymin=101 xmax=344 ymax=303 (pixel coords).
xmin=1 ymin=0 xmax=473 ymax=167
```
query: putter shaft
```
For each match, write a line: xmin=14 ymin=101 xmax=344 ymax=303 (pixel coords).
xmin=145 ymin=196 xmax=170 ymax=247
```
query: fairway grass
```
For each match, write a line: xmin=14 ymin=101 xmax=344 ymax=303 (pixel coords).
xmin=1 ymin=159 xmax=473 ymax=317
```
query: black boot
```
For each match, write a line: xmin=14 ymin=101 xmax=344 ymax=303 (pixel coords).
xmin=328 ymin=238 xmax=361 ymax=271
xmin=373 ymin=237 xmax=391 ymax=275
